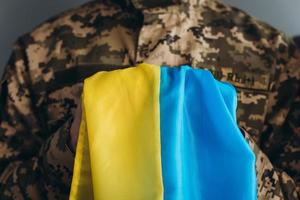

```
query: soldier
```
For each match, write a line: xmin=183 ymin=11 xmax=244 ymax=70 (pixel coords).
xmin=0 ymin=0 xmax=299 ymax=199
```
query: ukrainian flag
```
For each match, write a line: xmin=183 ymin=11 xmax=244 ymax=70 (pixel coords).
xmin=69 ymin=63 xmax=256 ymax=200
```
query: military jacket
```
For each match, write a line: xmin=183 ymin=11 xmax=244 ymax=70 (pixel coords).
xmin=0 ymin=0 xmax=299 ymax=199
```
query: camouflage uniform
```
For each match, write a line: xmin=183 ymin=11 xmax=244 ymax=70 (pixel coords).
xmin=0 ymin=0 xmax=299 ymax=199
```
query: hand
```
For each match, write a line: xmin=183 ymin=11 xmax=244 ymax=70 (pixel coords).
xmin=68 ymin=83 xmax=83 ymax=152
xmin=69 ymin=98 xmax=82 ymax=152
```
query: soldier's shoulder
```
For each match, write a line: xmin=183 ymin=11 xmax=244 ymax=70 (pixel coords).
xmin=9 ymin=1 xmax=125 ymax=86
xmin=17 ymin=0 xmax=122 ymax=46
xmin=207 ymin=0 xmax=294 ymax=49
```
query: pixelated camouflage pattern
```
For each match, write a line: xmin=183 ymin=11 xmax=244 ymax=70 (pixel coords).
xmin=0 ymin=0 xmax=299 ymax=199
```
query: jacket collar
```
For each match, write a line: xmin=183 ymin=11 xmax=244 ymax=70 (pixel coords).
xmin=111 ymin=0 xmax=208 ymax=10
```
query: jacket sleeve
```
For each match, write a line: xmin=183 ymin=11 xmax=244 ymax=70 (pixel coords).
xmin=243 ymin=35 xmax=300 ymax=200
xmin=242 ymin=128 xmax=299 ymax=200
xmin=261 ymin=36 xmax=300 ymax=193
xmin=0 ymin=39 xmax=74 ymax=200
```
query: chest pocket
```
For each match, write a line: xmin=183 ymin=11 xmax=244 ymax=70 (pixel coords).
xmin=205 ymin=66 xmax=271 ymax=142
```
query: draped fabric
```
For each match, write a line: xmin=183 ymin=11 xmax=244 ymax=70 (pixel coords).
xmin=69 ymin=63 xmax=256 ymax=200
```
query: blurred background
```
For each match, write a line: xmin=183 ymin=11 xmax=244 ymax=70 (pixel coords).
xmin=0 ymin=0 xmax=300 ymax=75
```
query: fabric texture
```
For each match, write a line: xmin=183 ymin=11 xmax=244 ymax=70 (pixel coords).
xmin=0 ymin=0 xmax=299 ymax=199
xmin=70 ymin=63 xmax=256 ymax=200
